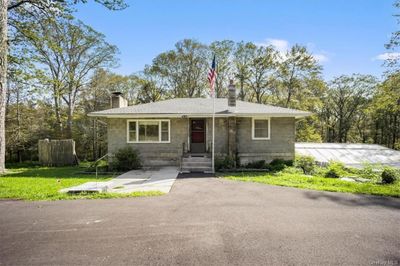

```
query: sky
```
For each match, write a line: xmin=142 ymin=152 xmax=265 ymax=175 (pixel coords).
xmin=75 ymin=0 xmax=398 ymax=80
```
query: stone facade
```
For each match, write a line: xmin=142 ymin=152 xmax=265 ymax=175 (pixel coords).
xmin=107 ymin=118 xmax=188 ymax=167
xmin=107 ymin=116 xmax=295 ymax=167
xmin=236 ymin=117 xmax=295 ymax=164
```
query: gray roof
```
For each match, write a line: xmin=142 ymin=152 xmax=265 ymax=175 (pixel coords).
xmin=295 ymin=143 xmax=400 ymax=168
xmin=88 ymin=98 xmax=311 ymax=118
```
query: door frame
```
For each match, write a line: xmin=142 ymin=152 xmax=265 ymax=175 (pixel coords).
xmin=189 ymin=118 xmax=207 ymax=153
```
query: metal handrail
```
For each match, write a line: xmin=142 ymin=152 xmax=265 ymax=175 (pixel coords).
xmin=91 ymin=153 xmax=110 ymax=179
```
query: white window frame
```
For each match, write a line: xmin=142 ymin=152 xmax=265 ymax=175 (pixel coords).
xmin=127 ymin=119 xmax=170 ymax=143
xmin=252 ymin=117 xmax=271 ymax=140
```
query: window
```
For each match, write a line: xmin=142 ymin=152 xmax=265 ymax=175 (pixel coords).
xmin=161 ymin=121 xmax=169 ymax=141
xmin=128 ymin=121 xmax=137 ymax=141
xmin=127 ymin=120 xmax=170 ymax=143
xmin=252 ymin=118 xmax=270 ymax=140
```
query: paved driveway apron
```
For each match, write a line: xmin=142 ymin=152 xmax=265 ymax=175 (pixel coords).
xmin=0 ymin=177 xmax=399 ymax=265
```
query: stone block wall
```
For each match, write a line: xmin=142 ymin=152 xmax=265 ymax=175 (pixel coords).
xmin=107 ymin=118 xmax=188 ymax=167
xmin=106 ymin=116 xmax=295 ymax=167
xmin=236 ymin=117 xmax=295 ymax=164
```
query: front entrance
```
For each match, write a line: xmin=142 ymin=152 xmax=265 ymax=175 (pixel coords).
xmin=190 ymin=119 xmax=206 ymax=153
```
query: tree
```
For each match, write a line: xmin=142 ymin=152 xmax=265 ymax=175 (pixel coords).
xmin=151 ymin=39 xmax=208 ymax=98
xmin=20 ymin=16 xmax=118 ymax=138
xmin=209 ymin=40 xmax=235 ymax=97
xmin=369 ymin=73 xmax=400 ymax=149
xmin=233 ymin=42 xmax=253 ymax=101
xmin=78 ymin=69 xmax=136 ymax=160
xmin=0 ymin=0 xmax=127 ymax=173
xmin=385 ymin=0 xmax=400 ymax=73
xmin=0 ymin=0 xmax=7 ymax=172
xmin=246 ymin=44 xmax=278 ymax=103
xmin=277 ymin=45 xmax=322 ymax=108
xmin=135 ymin=66 xmax=165 ymax=103
xmin=295 ymin=76 xmax=327 ymax=142
xmin=322 ymin=74 xmax=377 ymax=143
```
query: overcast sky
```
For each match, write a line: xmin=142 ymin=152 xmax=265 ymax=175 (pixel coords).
xmin=75 ymin=0 xmax=398 ymax=80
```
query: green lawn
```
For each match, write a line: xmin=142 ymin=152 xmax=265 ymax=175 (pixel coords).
xmin=221 ymin=170 xmax=400 ymax=197
xmin=0 ymin=164 xmax=163 ymax=201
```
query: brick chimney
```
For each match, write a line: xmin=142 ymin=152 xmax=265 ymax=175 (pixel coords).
xmin=110 ymin=92 xmax=128 ymax=108
xmin=227 ymin=79 xmax=236 ymax=110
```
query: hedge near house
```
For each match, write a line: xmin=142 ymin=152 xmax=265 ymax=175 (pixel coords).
xmin=112 ymin=147 xmax=141 ymax=171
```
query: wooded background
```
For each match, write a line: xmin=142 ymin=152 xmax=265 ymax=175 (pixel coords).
xmin=4 ymin=1 xmax=400 ymax=163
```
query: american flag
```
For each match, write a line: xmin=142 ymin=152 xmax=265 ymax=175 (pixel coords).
xmin=207 ymin=55 xmax=217 ymax=97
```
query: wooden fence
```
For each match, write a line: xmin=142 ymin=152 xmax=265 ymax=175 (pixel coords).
xmin=38 ymin=139 xmax=78 ymax=166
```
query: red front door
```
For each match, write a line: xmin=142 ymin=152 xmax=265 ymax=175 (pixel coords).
xmin=191 ymin=119 xmax=206 ymax=153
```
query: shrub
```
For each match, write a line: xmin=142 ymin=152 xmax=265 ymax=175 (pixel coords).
xmin=112 ymin=147 xmax=141 ymax=171
xmin=324 ymin=161 xmax=345 ymax=178
xmin=245 ymin=160 xmax=266 ymax=169
xmin=295 ymin=155 xmax=315 ymax=175
xmin=324 ymin=169 xmax=340 ymax=178
xmin=270 ymin=159 xmax=285 ymax=166
xmin=268 ymin=163 xmax=285 ymax=172
xmin=268 ymin=159 xmax=293 ymax=172
xmin=271 ymin=159 xmax=293 ymax=167
xmin=215 ymin=155 xmax=235 ymax=171
xmin=381 ymin=167 xmax=399 ymax=184
xmin=358 ymin=162 xmax=382 ymax=181
xmin=394 ymin=141 xmax=400 ymax=151
xmin=281 ymin=166 xmax=303 ymax=174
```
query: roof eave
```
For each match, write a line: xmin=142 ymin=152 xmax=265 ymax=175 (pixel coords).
xmin=87 ymin=112 xmax=312 ymax=118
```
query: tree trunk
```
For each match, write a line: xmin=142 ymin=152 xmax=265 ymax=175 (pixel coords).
xmin=92 ymin=118 xmax=97 ymax=161
xmin=256 ymin=90 xmax=261 ymax=103
xmin=0 ymin=0 xmax=7 ymax=173
xmin=66 ymin=103 xmax=74 ymax=139
xmin=54 ymin=95 xmax=63 ymax=138
xmin=239 ymin=78 xmax=245 ymax=101
xmin=285 ymin=84 xmax=293 ymax=108
xmin=392 ymin=114 xmax=397 ymax=149
xmin=16 ymin=85 xmax=21 ymax=163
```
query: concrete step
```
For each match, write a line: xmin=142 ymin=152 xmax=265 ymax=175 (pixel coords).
xmin=181 ymin=166 xmax=213 ymax=173
xmin=182 ymin=157 xmax=212 ymax=163
xmin=181 ymin=161 xmax=212 ymax=167
xmin=181 ymin=155 xmax=213 ymax=173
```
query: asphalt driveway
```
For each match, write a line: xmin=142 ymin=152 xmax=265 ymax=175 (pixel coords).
xmin=0 ymin=176 xmax=399 ymax=265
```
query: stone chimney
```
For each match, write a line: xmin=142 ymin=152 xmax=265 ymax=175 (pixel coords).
xmin=227 ymin=79 xmax=236 ymax=109
xmin=110 ymin=92 xmax=128 ymax=109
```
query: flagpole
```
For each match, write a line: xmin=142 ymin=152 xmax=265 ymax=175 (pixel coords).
xmin=208 ymin=54 xmax=216 ymax=174
xmin=212 ymin=89 xmax=215 ymax=173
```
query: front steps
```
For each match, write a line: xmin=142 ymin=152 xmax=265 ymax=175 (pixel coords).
xmin=181 ymin=155 xmax=213 ymax=173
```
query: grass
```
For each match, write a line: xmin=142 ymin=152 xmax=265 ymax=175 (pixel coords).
xmin=221 ymin=168 xmax=400 ymax=198
xmin=0 ymin=164 xmax=164 ymax=201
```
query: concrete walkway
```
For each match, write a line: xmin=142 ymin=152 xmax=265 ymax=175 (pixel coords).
xmin=60 ymin=167 xmax=178 ymax=194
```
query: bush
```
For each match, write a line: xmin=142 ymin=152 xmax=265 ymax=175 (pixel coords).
xmin=215 ymin=155 xmax=235 ymax=171
xmin=271 ymin=159 xmax=293 ymax=171
xmin=358 ymin=162 xmax=382 ymax=181
xmin=295 ymin=155 xmax=315 ymax=175
xmin=281 ymin=166 xmax=303 ymax=174
xmin=271 ymin=159 xmax=293 ymax=167
xmin=245 ymin=160 xmax=266 ymax=169
xmin=381 ymin=167 xmax=399 ymax=184
xmin=394 ymin=141 xmax=400 ymax=151
xmin=112 ymin=147 xmax=141 ymax=171
xmin=324 ymin=161 xmax=345 ymax=178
